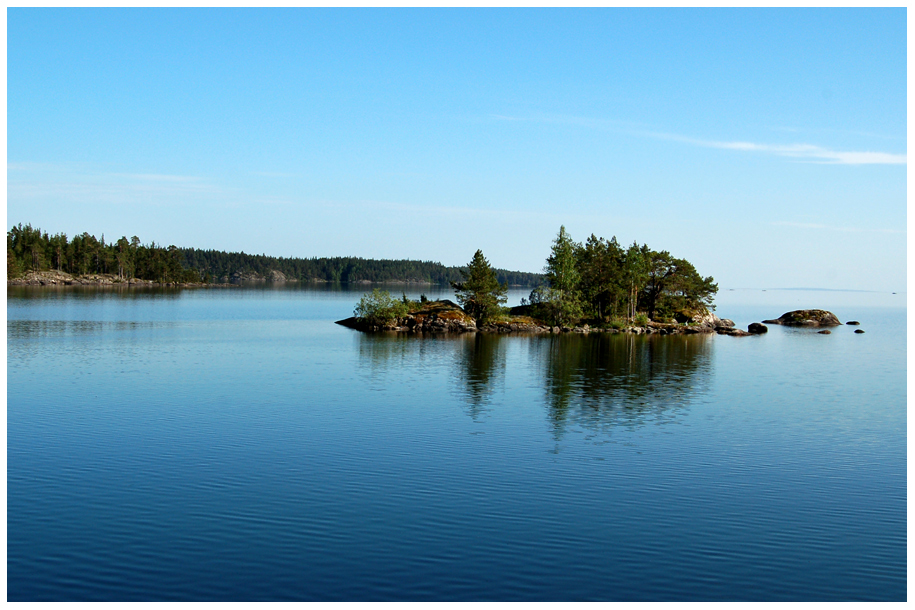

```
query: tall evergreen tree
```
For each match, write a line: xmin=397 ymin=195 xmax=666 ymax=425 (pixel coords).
xmin=537 ymin=226 xmax=583 ymax=325
xmin=451 ymin=249 xmax=508 ymax=325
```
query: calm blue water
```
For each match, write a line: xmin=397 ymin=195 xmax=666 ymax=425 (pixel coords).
xmin=7 ymin=285 xmax=907 ymax=601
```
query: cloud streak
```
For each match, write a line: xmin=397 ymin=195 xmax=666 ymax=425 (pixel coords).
xmin=492 ymin=113 xmax=906 ymax=165
xmin=648 ymin=132 xmax=907 ymax=165
xmin=7 ymin=164 xmax=229 ymax=206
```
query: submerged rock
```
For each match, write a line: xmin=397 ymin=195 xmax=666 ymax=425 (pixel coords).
xmin=846 ymin=321 xmax=861 ymax=325
xmin=817 ymin=330 xmax=831 ymax=334
xmin=762 ymin=309 xmax=841 ymax=327
xmin=854 ymin=329 xmax=865 ymax=334
xmin=717 ymin=328 xmax=751 ymax=337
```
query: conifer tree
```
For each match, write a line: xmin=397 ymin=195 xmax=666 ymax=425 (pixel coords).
xmin=451 ymin=249 xmax=508 ymax=325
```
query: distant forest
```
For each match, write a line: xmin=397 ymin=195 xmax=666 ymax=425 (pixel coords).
xmin=7 ymin=224 xmax=543 ymax=286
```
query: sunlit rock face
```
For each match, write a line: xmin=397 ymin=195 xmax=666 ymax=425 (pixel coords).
xmin=762 ymin=309 xmax=842 ymax=327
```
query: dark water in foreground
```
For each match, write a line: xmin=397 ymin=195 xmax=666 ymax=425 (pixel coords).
xmin=7 ymin=286 xmax=907 ymax=600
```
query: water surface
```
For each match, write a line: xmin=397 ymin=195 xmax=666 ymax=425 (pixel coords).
xmin=7 ymin=285 xmax=906 ymax=600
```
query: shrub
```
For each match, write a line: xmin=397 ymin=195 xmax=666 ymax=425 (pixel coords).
xmin=354 ymin=289 xmax=410 ymax=325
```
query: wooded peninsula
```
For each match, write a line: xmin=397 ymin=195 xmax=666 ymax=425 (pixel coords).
xmin=6 ymin=223 xmax=541 ymax=286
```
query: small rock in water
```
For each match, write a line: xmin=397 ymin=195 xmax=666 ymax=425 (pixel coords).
xmin=846 ymin=321 xmax=860 ymax=325
xmin=747 ymin=322 xmax=768 ymax=334
xmin=817 ymin=330 xmax=831 ymax=334
xmin=854 ymin=329 xmax=865 ymax=334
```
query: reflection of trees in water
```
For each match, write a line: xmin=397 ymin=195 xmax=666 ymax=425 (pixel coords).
xmin=354 ymin=330 xmax=712 ymax=439
xmin=453 ymin=333 xmax=507 ymax=421
xmin=356 ymin=332 xmax=508 ymax=421
xmin=531 ymin=333 xmax=713 ymax=440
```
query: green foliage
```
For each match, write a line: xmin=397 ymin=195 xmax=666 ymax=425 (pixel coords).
xmin=6 ymin=223 xmax=189 ymax=283
xmin=537 ymin=225 xmax=718 ymax=325
xmin=179 ymin=248 xmax=542 ymax=285
xmin=354 ymin=289 xmax=410 ymax=325
xmin=633 ymin=313 xmax=649 ymax=326
xmin=538 ymin=226 xmax=584 ymax=326
xmin=527 ymin=285 xmax=583 ymax=327
xmin=7 ymin=223 xmax=545 ymax=287
xmin=451 ymin=249 xmax=508 ymax=325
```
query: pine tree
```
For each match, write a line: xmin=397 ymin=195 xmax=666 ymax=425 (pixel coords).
xmin=540 ymin=226 xmax=583 ymax=325
xmin=451 ymin=249 xmax=508 ymax=325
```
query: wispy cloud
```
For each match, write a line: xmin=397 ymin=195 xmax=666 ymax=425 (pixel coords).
xmin=770 ymin=221 xmax=905 ymax=234
xmin=492 ymin=113 xmax=906 ymax=165
xmin=647 ymin=132 xmax=907 ymax=165
xmin=8 ymin=163 xmax=228 ymax=206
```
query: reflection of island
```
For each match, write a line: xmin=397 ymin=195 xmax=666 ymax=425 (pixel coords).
xmin=356 ymin=331 xmax=464 ymax=373
xmin=453 ymin=333 xmax=507 ymax=420
xmin=355 ymin=330 xmax=713 ymax=441
xmin=530 ymin=332 xmax=713 ymax=440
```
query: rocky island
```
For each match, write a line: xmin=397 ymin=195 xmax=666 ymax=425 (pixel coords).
xmin=336 ymin=296 xmax=758 ymax=336
xmin=762 ymin=309 xmax=842 ymax=327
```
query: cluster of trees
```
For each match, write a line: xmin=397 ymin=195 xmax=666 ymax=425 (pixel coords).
xmin=180 ymin=248 xmax=540 ymax=285
xmin=355 ymin=229 xmax=717 ymax=330
xmin=7 ymin=224 xmax=201 ymax=283
xmin=528 ymin=226 xmax=718 ymax=325
xmin=7 ymin=223 xmax=543 ymax=286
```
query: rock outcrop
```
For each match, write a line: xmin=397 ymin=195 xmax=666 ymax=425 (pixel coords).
xmin=337 ymin=300 xmax=478 ymax=333
xmin=337 ymin=299 xmax=755 ymax=337
xmin=762 ymin=309 xmax=841 ymax=327
xmin=8 ymin=270 xmax=182 ymax=287
xmin=747 ymin=323 xmax=768 ymax=334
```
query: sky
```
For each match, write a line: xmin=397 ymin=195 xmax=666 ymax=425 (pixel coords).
xmin=7 ymin=8 xmax=907 ymax=292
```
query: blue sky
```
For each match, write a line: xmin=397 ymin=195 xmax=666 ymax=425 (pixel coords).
xmin=7 ymin=8 xmax=907 ymax=291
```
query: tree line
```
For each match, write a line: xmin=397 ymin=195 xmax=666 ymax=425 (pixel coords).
xmin=529 ymin=226 xmax=718 ymax=325
xmin=7 ymin=224 xmax=199 ymax=284
xmin=434 ymin=226 xmax=718 ymax=328
xmin=6 ymin=223 xmax=542 ymax=286
xmin=180 ymin=247 xmax=541 ymax=285
xmin=361 ymin=226 xmax=718 ymax=328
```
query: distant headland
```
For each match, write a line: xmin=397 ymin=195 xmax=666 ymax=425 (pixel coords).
xmin=6 ymin=223 xmax=540 ymax=286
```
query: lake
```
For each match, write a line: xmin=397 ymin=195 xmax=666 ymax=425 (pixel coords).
xmin=7 ymin=285 xmax=907 ymax=601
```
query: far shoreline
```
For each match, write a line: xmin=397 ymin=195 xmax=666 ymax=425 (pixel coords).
xmin=7 ymin=270 xmax=536 ymax=289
